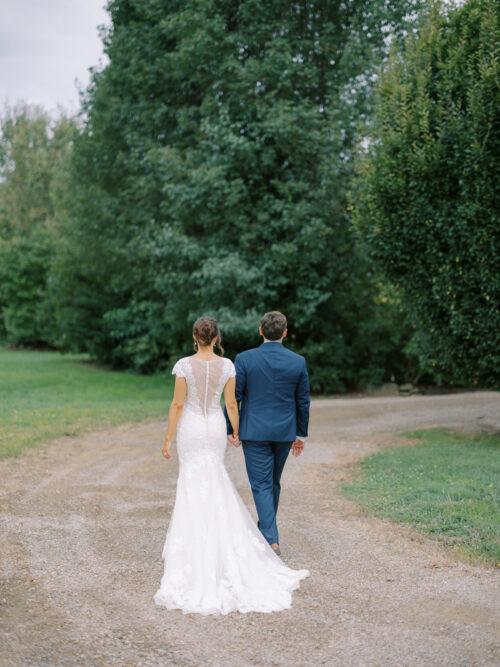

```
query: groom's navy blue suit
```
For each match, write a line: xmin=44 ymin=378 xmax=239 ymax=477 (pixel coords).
xmin=225 ymin=341 xmax=310 ymax=545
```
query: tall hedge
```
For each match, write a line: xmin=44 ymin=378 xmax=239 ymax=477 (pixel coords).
xmin=55 ymin=0 xmax=422 ymax=391
xmin=353 ymin=0 xmax=499 ymax=387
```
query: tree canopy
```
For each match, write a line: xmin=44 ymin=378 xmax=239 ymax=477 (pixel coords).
xmin=0 ymin=104 xmax=76 ymax=347
xmin=52 ymin=0 xmax=422 ymax=391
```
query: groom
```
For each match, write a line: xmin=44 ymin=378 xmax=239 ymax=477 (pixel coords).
xmin=226 ymin=311 xmax=310 ymax=556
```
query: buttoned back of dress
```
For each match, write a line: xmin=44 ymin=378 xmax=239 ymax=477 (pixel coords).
xmin=172 ymin=356 xmax=235 ymax=416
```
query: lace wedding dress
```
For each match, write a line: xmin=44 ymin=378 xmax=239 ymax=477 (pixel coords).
xmin=153 ymin=355 xmax=309 ymax=615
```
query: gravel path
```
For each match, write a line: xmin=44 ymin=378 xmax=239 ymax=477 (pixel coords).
xmin=1 ymin=391 xmax=499 ymax=666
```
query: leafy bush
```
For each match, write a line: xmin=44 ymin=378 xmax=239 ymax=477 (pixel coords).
xmin=352 ymin=0 xmax=499 ymax=387
xmin=0 ymin=227 xmax=53 ymax=346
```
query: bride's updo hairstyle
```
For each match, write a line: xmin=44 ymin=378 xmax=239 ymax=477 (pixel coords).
xmin=193 ymin=316 xmax=224 ymax=356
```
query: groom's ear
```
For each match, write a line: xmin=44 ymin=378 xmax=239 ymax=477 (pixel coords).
xmin=258 ymin=326 xmax=263 ymax=337
xmin=282 ymin=329 xmax=288 ymax=339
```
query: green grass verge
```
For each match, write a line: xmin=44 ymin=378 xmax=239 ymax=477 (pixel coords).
xmin=342 ymin=429 xmax=500 ymax=564
xmin=0 ymin=347 xmax=173 ymax=458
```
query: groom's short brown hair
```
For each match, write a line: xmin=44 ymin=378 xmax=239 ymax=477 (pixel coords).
xmin=260 ymin=311 xmax=287 ymax=341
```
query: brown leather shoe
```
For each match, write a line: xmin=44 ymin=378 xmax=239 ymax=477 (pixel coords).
xmin=271 ymin=543 xmax=281 ymax=556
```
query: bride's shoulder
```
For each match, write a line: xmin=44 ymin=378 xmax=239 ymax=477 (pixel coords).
xmin=223 ymin=356 xmax=236 ymax=377
xmin=171 ymin=356 xmax=190 ymax=377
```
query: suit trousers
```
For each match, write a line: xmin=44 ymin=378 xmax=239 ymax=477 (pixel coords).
xmin=241 ymin=440 xmax=293 ymax=545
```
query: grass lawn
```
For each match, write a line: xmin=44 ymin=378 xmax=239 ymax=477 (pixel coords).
xmin=342 ymin=429 xmax=500 ymax=564
xmin=0 ymin=346 xmax=173 ymax=458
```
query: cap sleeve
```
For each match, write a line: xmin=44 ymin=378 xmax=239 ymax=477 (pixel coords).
xmin=172 ymin=359 xmax=186 ymax=378
xmin=226 ymin=358 xmax=236 ymax=378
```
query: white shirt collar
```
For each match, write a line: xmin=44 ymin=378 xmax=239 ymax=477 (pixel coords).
xmin=263 ymin=338 xmax=283 ymax=343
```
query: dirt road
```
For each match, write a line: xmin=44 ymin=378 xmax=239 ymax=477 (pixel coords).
xmin=1 ymin=392 xmax=499 ymax=666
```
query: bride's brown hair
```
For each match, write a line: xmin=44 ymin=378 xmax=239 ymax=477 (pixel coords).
xmin=193 ymin=316 xmax=224 ymax=356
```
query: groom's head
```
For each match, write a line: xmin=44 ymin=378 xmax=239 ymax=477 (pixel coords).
xmin=259 ymin=311 xmax=288 ymax=341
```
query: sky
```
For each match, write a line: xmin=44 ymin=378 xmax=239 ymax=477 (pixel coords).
xmin=1 ymin=0 xmax=110 ymax=116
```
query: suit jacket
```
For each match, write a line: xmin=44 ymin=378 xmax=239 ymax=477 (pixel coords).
xmin=225 ymin=342 xmax=310 ymax=442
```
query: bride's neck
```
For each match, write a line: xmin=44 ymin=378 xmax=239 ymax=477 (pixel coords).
xmin=195 ymin=345 xmax=216 ymax=359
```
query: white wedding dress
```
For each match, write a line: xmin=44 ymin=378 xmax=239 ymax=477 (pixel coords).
xmin=154 ymin=355 xmax=309 ymax=615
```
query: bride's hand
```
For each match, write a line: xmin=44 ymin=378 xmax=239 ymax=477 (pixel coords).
xmin=162 ymin=439 xmax=172 ymax=459
xmin=228 ymin=433 xmax=241 ymax=448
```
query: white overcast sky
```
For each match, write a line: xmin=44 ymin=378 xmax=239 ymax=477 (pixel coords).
xmin=1 ymin=0 xmax=110 ymax=116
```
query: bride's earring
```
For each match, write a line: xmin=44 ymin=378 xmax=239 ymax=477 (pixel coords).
xmin=193 ymin=339 xmax=198 ymax=351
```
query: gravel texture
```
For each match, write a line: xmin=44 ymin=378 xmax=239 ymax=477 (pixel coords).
xmin=1 ymin=391 xmax=499 ymax=666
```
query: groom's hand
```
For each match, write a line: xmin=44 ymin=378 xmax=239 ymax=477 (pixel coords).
xmin=292 ymin=439 xmax=304 ymax=457
xmin=228 ymin=434 xmax=241 ymax=448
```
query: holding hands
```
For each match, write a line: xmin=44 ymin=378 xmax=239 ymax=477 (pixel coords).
xmin=228 ymin=433 xmax=241 ymax=448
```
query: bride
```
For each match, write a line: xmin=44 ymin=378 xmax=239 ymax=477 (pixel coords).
xmin=154 ymin=316 xmax=309 ymax=615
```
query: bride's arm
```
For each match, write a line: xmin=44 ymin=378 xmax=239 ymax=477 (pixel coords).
xmin=162 ymin=376 xmax=187 ymax=459
xmin=223 ymin=377 xmax=239 ymax=445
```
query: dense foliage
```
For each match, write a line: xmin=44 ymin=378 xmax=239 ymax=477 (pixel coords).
xmin=5 ymin=2 xmax=493 ymax=391
xmin=352 ymin=0 xmax=499 ymax=387
xmin=51 ymin=0 xmax=422 ymax=392
xmin=0 ymin=105 xmax=76 ymax=347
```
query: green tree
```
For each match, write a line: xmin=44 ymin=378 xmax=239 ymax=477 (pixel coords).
xmin=60 ymin=0 xmax=422 ymax=390
xmin=352 ymin=0 xmax=499 ymax=387
xmin=0 ymin=104 xmax=76 ymax=346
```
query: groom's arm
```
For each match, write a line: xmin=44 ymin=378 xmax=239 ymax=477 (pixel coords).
xmin=225 ymin=353 xmax=247 ymax=435
xmin=295 ymin=358 xmax=311 ymax=440
xmin=234 ymin=353 xmax=246 ymax=405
